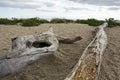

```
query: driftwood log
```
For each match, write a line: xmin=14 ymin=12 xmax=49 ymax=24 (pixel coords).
xmin=0 ymin=27 xmax=59 ymax=78
xmin=65 ymin=23 xmax=108 ymax=80
xmin=0 ymin=27 xmax=82 ymax=78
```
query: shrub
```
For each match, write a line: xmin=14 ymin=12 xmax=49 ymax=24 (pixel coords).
xmin=21 ymin=19 xmax=40 ymax=26
xmin=39 ymin=19 xmax=49 ymax=23
xmin=0 ymin=17 xmax=49 ymax=26
xmin=75 ymin=19 xmax=88 ymax=24
xmin=106 ymin=18 xmax=120 ymax=27
xmin=50 ymin=18 xmax=74 ymax=23
xmin=0 ymin=18 xmax=18 ymax=25
xmin=87 ymin=19 xmax=105 ymax=26
xmin=0 ymin=17 xmax=120 ymax=27
xmin=0 ymin=18 xmax=24 ymax=25
xmin=75 ymin=19 xmax=105 ymax=26
xmin=21 ymin=18 xmax=49 ymax=26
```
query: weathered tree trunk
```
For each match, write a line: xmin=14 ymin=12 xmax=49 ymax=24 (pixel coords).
xmin=0 ymin=27 xmax=59 ymax=78
xmin=65 ymin=23 xmax=108 ymax=80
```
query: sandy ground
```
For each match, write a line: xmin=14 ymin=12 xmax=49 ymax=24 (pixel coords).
xmin=0 ymin=24 xmax=119 ymax=80
xmin=99 ymin=27 xmax=120 ymax=80
xmin=0 ymin=23 xmax=95 ymax=80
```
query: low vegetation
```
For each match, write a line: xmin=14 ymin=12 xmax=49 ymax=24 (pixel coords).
xmin=0 ymin=17 xmax=120 ymax=27
xmin=21 ymin=18 xmax=49 ymax=26
xmin=50 ymin=18 xmax=74 ymax=23
xmin=0 ymin=18 xmax=21 ymax=25
xmin=75 ymin=19 xmax=105 ymax=26
xmin=106 ymin=18 xmax=120 ymax=27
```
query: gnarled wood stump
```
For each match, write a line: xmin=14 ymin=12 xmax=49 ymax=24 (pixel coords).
xmin=65 ymin=23 xmax=108 ymax=80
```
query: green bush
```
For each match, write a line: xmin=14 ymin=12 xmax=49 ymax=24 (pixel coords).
xmin=0 ymin=17 xmax=49 ymax=26
xmin=21 ymin=18 xmax=49 ymax=26
xmin=75 ymin=19 xmax=88 ymax=24
xmin=0 ymin=17 xmax=120 ymax=27
xmin=21 ymin=19 xmax=40 ymax=26
xmin=0 ymin=18 xmax=24 ymax=25
xmin=87 ymin=19 xmax=105 ymax=26
xmin=50 ymin=18 xmax=74 ymax=23
xmin=0 ymin=18 xmax=19 ymax=25
xmin=75 ymin=19 xmax=105 ymax=26
xmin=39 ymin=19 xmax=49 ymax=23
xmin=106 ymin=18 xmax=120 ymax=27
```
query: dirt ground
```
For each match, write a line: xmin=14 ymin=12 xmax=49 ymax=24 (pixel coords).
xmin=0 ymin=24 xmax=119 ymax=80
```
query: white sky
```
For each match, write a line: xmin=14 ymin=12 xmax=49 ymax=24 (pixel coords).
xmin=0 ymin=0 xmax=120 ymax=20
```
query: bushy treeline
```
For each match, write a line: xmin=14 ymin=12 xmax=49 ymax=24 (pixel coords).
xmin=0 ymin=17 xmax=120 ymax=27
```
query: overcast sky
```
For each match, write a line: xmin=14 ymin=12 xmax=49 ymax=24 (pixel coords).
xmin=0 ymin=0 xmax=120 ymax=20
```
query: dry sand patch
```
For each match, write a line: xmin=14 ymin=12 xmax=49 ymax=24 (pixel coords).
xmin=0 ymin=23 xmax=95 ymax=80
xmin=0 ymin=24 xmax=119 ymax=80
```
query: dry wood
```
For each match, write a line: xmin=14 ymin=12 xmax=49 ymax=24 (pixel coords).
xmin=0 ymin=27 xmax=59 ymax=78
xmin=65 ymin=23 xmax=108 ymax=80
xmin=57 ymin=36 xmax=82 ymax=44
xmin=0 ymin=26 xmax=82 ymax=78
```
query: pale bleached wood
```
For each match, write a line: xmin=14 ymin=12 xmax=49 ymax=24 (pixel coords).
xmin=65 ymin=23 xmax=108 ymax=80
xmin=0 ymin=26 xmax=82 ymax=78
xmin=0 ymin=27 xmax=59 ymax=78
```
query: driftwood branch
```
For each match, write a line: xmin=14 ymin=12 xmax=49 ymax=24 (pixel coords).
xmin=0 ymin=26 xmax=82 ymax=78
xmin=57 ymin=36 xmax=82 ymax=44
xmin=65 ymin=23 xmax=108 ymax=80
xmin=0 ymin=27 xmax=59 ymax=78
